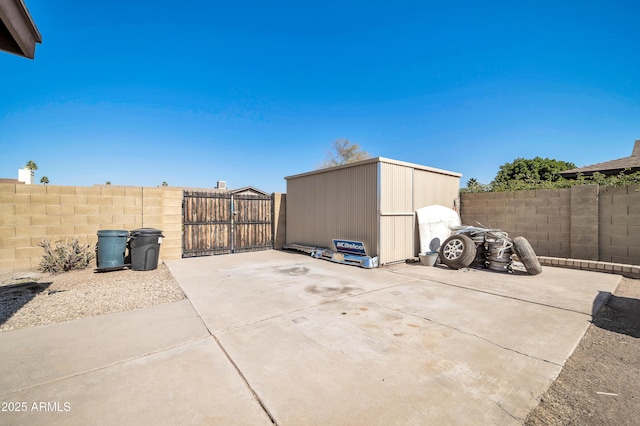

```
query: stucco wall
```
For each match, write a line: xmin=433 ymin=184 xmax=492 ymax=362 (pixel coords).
xmin=272 ymin=192 xmax=286 ymax=250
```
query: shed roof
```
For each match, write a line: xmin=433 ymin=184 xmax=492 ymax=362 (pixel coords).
xmin=285 ymin=157 xmax=462 ymax=180
xmin=559 ymin=140 xmax=640 ymax=178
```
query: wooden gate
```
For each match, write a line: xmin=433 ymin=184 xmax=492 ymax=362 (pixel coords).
xmin=182 ymin=188 xmax=273 ymax=257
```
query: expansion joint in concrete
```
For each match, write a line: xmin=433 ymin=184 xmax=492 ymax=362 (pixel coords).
xmin=188 ymin=301 xmax=279 ymax=425
xmin=399 ymin=309 xmax=562 ymax=368
xmin=388 ymin=269 xmax=592 ymax=317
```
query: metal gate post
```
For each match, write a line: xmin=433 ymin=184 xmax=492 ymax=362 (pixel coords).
xmin=230 ymin=194 xmax=235 ymax=253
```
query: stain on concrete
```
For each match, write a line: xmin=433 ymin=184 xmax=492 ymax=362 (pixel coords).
xmin=305 ymin=285 xmax=362 ymax=296
xmin=278 ymin=266 xmax=310 ymax=276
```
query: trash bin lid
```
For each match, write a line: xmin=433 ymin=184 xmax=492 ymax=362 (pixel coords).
xmin=97 ymin=230 xmax=129 ymax=237
xmin=130 ymin=228 xmax=163 ymax=236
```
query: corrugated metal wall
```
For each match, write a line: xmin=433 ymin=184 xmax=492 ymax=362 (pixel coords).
xmin=413 ymin=169 xmax=461 ymax=209
xmin=286 ymin=162 xmax=378 ymax=256
xmin=379 ymin=162 xmax=414 ymax=264
xmin=378 ymin=162 xmax=461 ymax=264
xmin=286 ymin=158 xmax=461 ymax=266
xmin=411 ymin=168 xmax=461 ymax=256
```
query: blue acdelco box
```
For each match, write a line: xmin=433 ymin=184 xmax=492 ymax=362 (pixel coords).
xmin=333 ymin=239 xmax=367 ymax=256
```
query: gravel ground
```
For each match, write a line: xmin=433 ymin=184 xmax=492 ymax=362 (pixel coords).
xmin=0 ymin=262 xmax=185 ymax=332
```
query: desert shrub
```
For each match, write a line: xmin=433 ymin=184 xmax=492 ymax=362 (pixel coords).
xmin=38 ymin=238 xmax=96 ymax=274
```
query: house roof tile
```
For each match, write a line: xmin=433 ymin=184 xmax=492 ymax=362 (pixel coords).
xmin=560 ymin=140 xmax=640 ymax=178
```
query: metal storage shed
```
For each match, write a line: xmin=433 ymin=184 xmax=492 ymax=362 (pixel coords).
xmin=285 ymin=157 xmax=462 ymax=265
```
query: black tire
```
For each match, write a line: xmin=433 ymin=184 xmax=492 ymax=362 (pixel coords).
xmin=440 ymin=234 xmax=476 ymax=270
xmin=512 ymin=236 xmax=543 ymax=275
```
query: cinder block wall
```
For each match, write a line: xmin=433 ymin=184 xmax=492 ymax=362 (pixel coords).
xmin=599 ymin=185 xmax=640 ymax=265
xmin=0 ymin=183 xmax=183 ymax=272
xmin=460 ymin=188 xmax=572 ymax=258
xmin=461 ymin=184 xmax=640 ymax=265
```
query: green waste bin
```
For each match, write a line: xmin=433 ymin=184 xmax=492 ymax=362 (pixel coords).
xmin=97 ymin=230 xmax=129 ymax=269
xmin=128 ymin=228 xmax=163 ymax=271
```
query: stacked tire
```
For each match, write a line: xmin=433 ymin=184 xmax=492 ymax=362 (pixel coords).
xmin=440 ymin=234 xmax=476 ymax=270
xmin=512 ymin=237 xmax=543 ymax=275
xmin=485 ymin=240 xmax=513 ymax=273
xmin=439 ymin=233 xmax=542 ymax=276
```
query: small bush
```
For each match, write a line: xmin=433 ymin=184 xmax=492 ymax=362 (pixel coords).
xmin=461 ymin=170 xmax=640 ymax=193
xmin=38 ymin=238 xmax=96 ymax=274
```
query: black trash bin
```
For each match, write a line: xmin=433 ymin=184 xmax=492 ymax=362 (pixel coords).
xmin=128 ymin=228 xmax=163 ymax=271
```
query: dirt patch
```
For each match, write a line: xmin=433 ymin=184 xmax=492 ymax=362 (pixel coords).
xmin=526 ymin=277 xmax=640 ymax=425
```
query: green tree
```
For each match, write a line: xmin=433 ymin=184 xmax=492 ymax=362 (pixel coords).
xmin=461 ymin=178 xmax=490 ymax=193
xmin=492 ymin=157 xmax=576 ymax=191
xmin=25 ymin=160 xmax=38 ymax=172
xmin=40 ymin=176 xmax=49 ymax=185
xmin=320 ymin=139 xmax=371 ymax=168
xmin=161 ymin=181 xmax=168 ymax=187
xmin=106 ymin=181 xmax=111 ymax=185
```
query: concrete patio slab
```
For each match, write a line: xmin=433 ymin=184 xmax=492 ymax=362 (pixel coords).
xmin=0 ymin=298 xmax=272 ymax=425
xmin=217 ymin=297 xmax=560 ymax=424
xmin=166 ymin=250 xmax=413 ymax=333
xmin=166 ymin=250 xmax=621 ymax=425
xmin=0 ymin=299 xmax=209 ymax=394
xmin=359 ymin=278 xmax=590 ymax=366
xmin=1 ymin=337 xmax=272 ymax=425
xmin=386 ymin=263 xmax=619 ymax=316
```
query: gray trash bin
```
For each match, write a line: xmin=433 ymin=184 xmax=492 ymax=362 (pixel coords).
xmin=97 ymin=230 xmax=129 ymax=269
xmin=128 ymin=228 xmax=163 ymax=271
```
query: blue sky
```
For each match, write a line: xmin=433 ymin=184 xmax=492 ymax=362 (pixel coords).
xmin=1 ymin=0 xmax=639 ymax=193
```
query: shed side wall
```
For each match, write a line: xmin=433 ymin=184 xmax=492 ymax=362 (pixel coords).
xmin=379 ymin=164 xmax=461 ymax=264
xmin=286 ymin=162 xmax=378 ymax=255
xmin=413 ymin=170 xmax=461 ymax=210
xmin=412 ymin=170 xmax=461 ymax=257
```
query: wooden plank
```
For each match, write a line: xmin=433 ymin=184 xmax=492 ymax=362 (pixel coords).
xmin=183 ymin=190 xmax=273 ymax=256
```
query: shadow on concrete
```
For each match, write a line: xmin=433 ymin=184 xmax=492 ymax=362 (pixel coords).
xmin=592 ymin=292 xmax=640 ymax=338
xmin=0 ymin=280 xmax=52 ymax=326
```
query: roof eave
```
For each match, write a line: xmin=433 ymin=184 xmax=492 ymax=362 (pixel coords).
xmin=285 ymin=156 xmax=462 ymax=180
xmin=559 ymin=167 xmax=640 ymax=179
xmin=0 ymin=0 xmax=42 ymax=59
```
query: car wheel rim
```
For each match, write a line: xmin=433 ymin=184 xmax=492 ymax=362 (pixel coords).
xmin=443 ymin=240 xmax=464 ymax=260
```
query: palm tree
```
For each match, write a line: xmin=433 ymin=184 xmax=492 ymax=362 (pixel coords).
xmin=25 ymin=160 xmax=38 ymax=176
xmin=40 ymin=176 xmax=49 ymax=185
